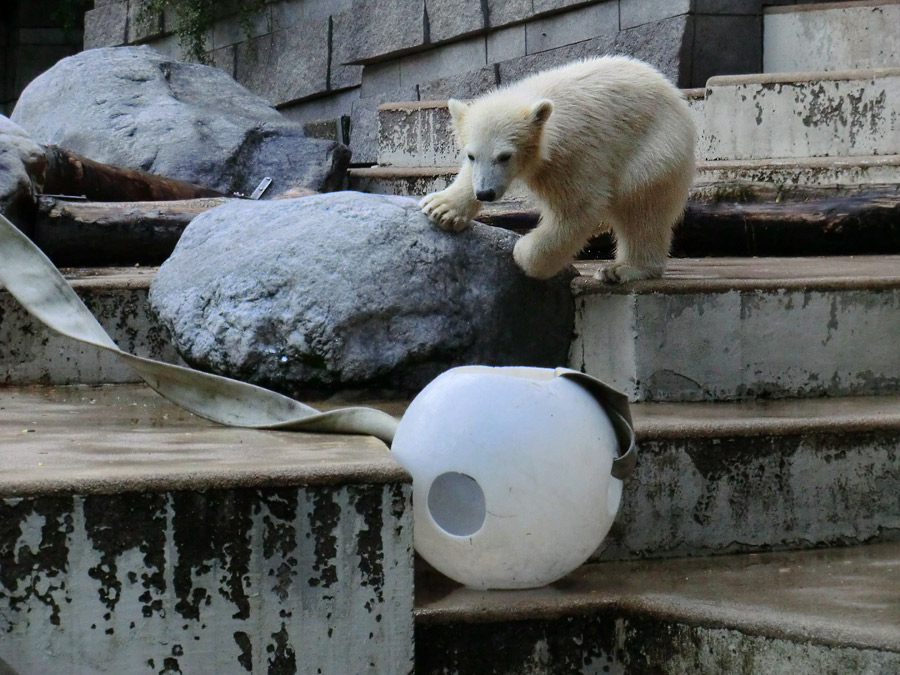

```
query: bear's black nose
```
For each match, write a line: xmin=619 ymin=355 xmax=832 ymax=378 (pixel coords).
xmin=476 ymin=189 xmax=496 ymax=202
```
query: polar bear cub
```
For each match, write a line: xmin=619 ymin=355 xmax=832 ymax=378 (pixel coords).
xmin=419 ymin=56 xmax=696 ymax=283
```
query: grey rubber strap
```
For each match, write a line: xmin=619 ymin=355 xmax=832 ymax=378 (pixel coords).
xmin=0 ymin=212 xmax=634 ymax=479
xmin=0 ymin=213 xmax=400 ymax=445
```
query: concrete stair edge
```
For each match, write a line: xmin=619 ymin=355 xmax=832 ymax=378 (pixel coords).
xmin=349 ymin=156 xmax=900 ymax=196
xmin=414 ymin=541 xmax=900 ymax=674
xmin=0 ymin=383 xmax=408 ymax=499
xmin=0 ymin=385 xmax=415 ymax=675
xmin=764 ymin=1 xmax=900 ymax=74
xmin=5 ymin=260 xmax=900 ymax=403
xmin=372 ymin=65 xmax=900 ymax=167
xmin=4 ymin=382 xmax=898 ymax=562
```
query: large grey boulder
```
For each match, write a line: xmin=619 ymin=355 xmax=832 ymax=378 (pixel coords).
xmin=0 ymin=115 xmax=42 ymax=227
xmin=11 ymin=46 xmax=349 ymax=197
xmin=149 ymin=192 xmax=575 ymax=393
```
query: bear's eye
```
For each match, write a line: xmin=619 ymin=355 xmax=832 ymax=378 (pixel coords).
xmin=466 ymin=153 xmax=475 ymax=161
xmin=496 ymin=152 xmax=512 ymax=163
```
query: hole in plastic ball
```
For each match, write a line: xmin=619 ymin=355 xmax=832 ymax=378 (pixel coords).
xmin=427 ymin=472 xmax=486 ymax=537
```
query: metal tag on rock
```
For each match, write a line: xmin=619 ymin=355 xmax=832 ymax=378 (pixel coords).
xmin=249 ymin=177 xmax=273 ymax=200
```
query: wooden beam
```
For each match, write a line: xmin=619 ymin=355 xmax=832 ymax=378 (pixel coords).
xmin=33 ymin=197 xmax=230 ymax=266
xmin=37 ymin=145 xmax=225 ymax=202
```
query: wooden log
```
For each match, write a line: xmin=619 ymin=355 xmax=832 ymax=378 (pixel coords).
xmin=677 ymin=190 xmax=900 ymax=257
xmin=27 ymin=188 xmax=900 ymax=267
xmin=690 ymin=180 xmax=900 ymax=204
xmin=478 ymin=190 xmax=900 ymax=258
xmin=33 ymin=197 xmax=230 ymax=266
xmin=36 ymin=145 xmax=225 ymax=202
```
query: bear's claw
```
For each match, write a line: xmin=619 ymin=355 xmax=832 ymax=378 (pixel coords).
xmin=595 ymin=263 xmax=660 ymax=284
xmin=420 ymin=192 xmax=473 ymax=232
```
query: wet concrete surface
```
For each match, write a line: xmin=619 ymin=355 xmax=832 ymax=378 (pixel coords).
xmin=3 ymin=383 xmax=897 ymax=490
xmin=47 ymin=257 xmax=900 ymax=295
xmin=0 ymin=384 xmax=408 ymax=497
xmin=574 ymin=255 xmax=900 ymax=294
xmin=633 ymin=393 xmax=900 ymax=438
xmin=317 ymin=391 xmax=900 ymax=440
xmin=416 ymin=541 xmax=900 ymax=652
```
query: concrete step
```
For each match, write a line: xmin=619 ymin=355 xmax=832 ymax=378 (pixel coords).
xmin=613 ymin=394 xmax=900 ymax=560
xmin=703 ymin=68 xmax=900 ymax=162
xmin=415 ymin=541 xmax=900 ymax=674
xmin=372 ymin=66 xmax=900 ymax=168
xmin=377 ymin=101 xmax=457 ymax=169
xmin=572 ymin=256 xmax=900 ymax=402
xmin=347 ymin=165 xmax=530 ymax=216
xmin=321 ymin=392 xmax=900 ymax=561
xmin=6 ymin=258 xmax=900 ymax=403
xmin=0 ymin=267 xmax=180 ymax=386
xmin=0 ymin=384 xmax=414 ymax=675
xmin=696 ymin=154 xmax=900 ymax=192
xmin=2 ymin=384 xmax=896 ymax=674
xmin=375 ymin=95 xmax=706 ymax=170
xmin=349 ymin=165 xmax=455 ymax=197
xmin=764 ymin=1 xmax=900 ymax=74
xmin=349 ymin=155 xmax=900 ymax=205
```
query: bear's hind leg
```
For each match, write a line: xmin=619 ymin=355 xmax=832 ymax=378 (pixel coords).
xmin=598 ymin=220 xmax=672 ymax=283
xmin=598 ymin=180 xmax=686 ymax=284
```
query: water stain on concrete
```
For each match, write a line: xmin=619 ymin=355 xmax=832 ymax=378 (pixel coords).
xmin=171 ymin=490 xmax=252 ymax=621
xmin=0 ymin=496 xmax=73 ymax=629
xmin=83 ymin=492 xmax=167 ymax=620
xmin=352 ymin=485 xmax=386 ymax=608
xmin=308 ymin=488 xmax=340 ymax=589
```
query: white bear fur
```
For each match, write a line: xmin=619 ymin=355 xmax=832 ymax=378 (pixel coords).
xmin=419 ymin=56 xmax=696 ymax=283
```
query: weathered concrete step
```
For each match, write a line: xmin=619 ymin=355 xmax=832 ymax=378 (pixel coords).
xmin=0 ymin=267 xmax=178 ymax=386
xmin=703 ymin=68 xmax=900 ymax=161
xmin=348 ymin=165 xmax=455 ymax=197
xmin=349 ymin=156 xmax=900 ymax=205
xmin=375 ymin=95 xmax=706 ymax=169
xmin=6 ymin=258 xmax=900 ymax=403
xmin=0 ymin=384 xmax=413 ymax=675
xmin=323 ymin=392 xmax=900 ymax=561
xmin=764 ymin=1 xmax=900 ymax=74
xmin=377 ymin=101 xmax=457 ymax=169
xmin=696 ymin=154 xmax=900 ymax=191
xmin=374 ymin=69 xmax=900 ymax=167
xmin=415 ymin=541 xmax=900 ymax=674
xmin=346 ymin=166 xmax=531 ymax=223
xmin=611 ymin=393 xmax=900 ymax=559
xmin=572 ymin=256 xmax=900 ymax=401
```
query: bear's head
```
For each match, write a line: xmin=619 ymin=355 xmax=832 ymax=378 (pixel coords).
xmin=448 ymin=96 xmax=554 ymax=202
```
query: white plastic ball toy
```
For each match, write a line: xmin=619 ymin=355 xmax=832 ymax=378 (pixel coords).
xmin=391 ymin=365 xmax=635 ymax=589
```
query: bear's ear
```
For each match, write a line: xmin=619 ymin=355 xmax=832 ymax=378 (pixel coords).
xmin=529 ymin=99 xmax=554 ymax=126
xmin=448 ymin=99 xmax=469 ymax=125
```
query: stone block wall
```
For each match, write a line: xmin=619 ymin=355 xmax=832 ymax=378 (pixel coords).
xmin=2 ymin=2 xmax=87 ymax=116
xmin=83 ymin=0 xmax=831 ymax=163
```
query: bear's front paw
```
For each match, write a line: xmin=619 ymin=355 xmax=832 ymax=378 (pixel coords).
xmin=513 ymin=236 xmax=563 ymax=280
xmin=420 ymin=191 xmax=475 ymax=232
xmin=596 ymin=263 xmax=662 ymax=284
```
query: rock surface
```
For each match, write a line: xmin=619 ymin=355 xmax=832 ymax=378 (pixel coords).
xmin=149 ymin=192 xmax=574 ymax=393
xmin=0 ymin=115 xmax=43 ymax=227
xmin=11 ymin=46 xmax=350 ymax=197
